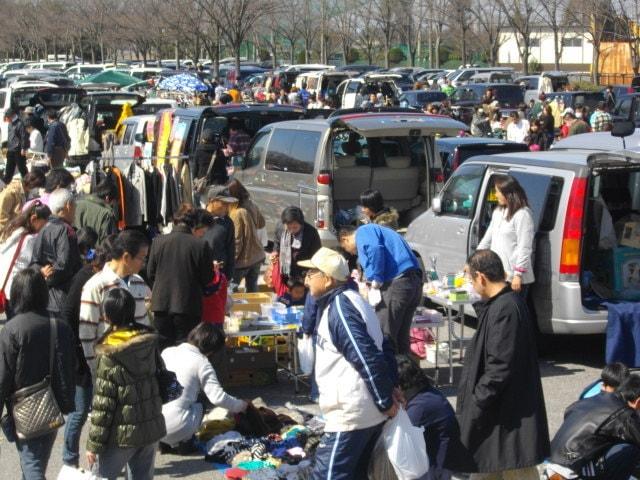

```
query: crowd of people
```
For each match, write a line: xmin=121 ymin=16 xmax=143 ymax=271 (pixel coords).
xmin=0 ymin=132 xmax=638 ymax=480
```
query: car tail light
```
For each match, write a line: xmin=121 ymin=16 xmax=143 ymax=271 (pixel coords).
xmin=316 ymin=200 xmax=328 ymax=229
xmin=434 ymin=171 xmax=445 ymax=183
xmin=559 ymin=177 xmax=587 ymax=279
xmin=628 ymin=87 xmax=635 ymax=94
xmin=317 ymin=172 xmax=331 ymax=185
xmin=133 ymin=146 xmax=143 ymax=160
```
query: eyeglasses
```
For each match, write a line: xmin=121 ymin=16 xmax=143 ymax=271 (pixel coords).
xmin=305 ymin=269 xmax=323 ymax=279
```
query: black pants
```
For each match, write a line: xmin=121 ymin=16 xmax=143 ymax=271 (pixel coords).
xmin=4 ymin=150 xmax=27 ymax=183
xmin=153 ymin=312 xmax=200 ymax=350
xmin=377 ymin=269 xmax=423 ymax=354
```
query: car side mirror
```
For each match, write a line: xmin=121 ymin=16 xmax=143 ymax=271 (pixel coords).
xmin=611 ymin=120 xmax=635 ymax=138
xmin=432 ymin=196 xmax=442 ymax=214
xmin=232 ymin=155 xmax=245 ymax=169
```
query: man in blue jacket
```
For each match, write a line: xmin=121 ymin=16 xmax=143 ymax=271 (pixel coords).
xmin=339 ymin=224 xmax=423 ymax=354
xmin=298 ymin=247 xmax=399 ymax=479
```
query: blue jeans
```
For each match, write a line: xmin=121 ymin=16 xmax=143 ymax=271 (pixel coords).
xmin=313 ymin=423 xmax=383 ymax=480
xmin=590 ymin=443 xmax=640 ymax=480
xmin=98 ymin=443 xmax=157 ymax=480
xmin=16 ymin=430 xmax=57 ymax=480
xmin=63 ymin=383 xmax=93 ymax=466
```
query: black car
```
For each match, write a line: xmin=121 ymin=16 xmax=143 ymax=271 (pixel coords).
xmin=450 ymin=83 xmax=525 ymax=123
xmin=612 ymin=93 xmax=640 ymax=126
xmin=436 ymin=137 xmax=529 ymax=179
xmin=399 ymin=90 xmax=447 ymax=109
xmin=545 ymin=91 xmax=604 ymax=112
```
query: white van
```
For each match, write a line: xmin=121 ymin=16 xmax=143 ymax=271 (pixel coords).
xmin=0 ymin=81 xmax=59 ymax=143
xmin=406 ymin=129 xmax=640 ymax=335
xmin=448 ymin=67 xmax=514 ymax=87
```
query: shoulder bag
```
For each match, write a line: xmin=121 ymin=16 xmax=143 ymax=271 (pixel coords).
xmin=0 ymin=233 xmax=27 ymax=314
xmin=194 ymin=150 xmax=219 ymax=195
xmin=11 ymin=317 xmax=65 ymax=440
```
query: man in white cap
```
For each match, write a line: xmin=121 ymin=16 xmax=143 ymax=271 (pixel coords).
xmin=299 ymin=247 xmax=400 ymax=479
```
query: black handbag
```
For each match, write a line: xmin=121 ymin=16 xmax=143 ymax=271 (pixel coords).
xmin=11 ymin=318 xmax=65 ymax=440
xmin=155 ymin=350 xmax=183 ymax=404
xmin=194 ymin=150 xmax=218 ymax=195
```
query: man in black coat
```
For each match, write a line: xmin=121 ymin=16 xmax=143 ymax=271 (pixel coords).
xmin=448 ymin=249 xmax=549 ymax=479
xmin=549 ymin=374 xmax=640 ymax=480
xmin=147 ymin=208 xmax=213 ymax=349
xmin=203 ymin=185 xmax=236 ymax=280
xmin=30 ymin=188 xmax=82 ymax=320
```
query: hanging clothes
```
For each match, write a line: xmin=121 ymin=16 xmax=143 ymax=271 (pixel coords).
xmin=161 ymin=164 xmax=179 ymax=224
xmin=124 ymin=162 xmax=147 ymax=227
xmin=144 ymin=168 xmax=162 ymax=226
xmin=180 ymin=161 xmax=193 ymax=205
xmin=107 ymin=167 xmax=127 ymax=230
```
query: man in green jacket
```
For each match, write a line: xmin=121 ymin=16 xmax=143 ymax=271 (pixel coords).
xmin=74 ymin=177 xmax=118 ymax=245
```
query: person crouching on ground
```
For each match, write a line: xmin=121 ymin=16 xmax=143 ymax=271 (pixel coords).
xmin=86 ymin=288 xmax=166 ymax=480
xmin=298 ymin=247 xmax=401 ymax=479
xmin=550 ymin=374 xmax=640 ymax=480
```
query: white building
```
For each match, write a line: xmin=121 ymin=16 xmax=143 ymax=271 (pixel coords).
xmin=498 ymin=26 xmax=594 ymax=71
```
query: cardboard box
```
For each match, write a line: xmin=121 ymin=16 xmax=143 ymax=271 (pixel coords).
xmin=596 ymin=247 xmax=640 ymax=299
xmin=226 ymin=347 xmax=276 ymax=370
xmin=231 ymin=292 xmax=274 ymax=313
xmin=620 ymin=222 xmax=640 ymax=249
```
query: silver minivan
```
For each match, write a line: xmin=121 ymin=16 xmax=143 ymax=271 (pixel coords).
xmin=405 ymin=148 xmax=640 ymax=335
xmin=233 ymin=112 xmax=466 ymax=245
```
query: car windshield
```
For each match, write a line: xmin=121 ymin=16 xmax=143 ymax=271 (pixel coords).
xmin=416 ymin=92 xmax=446 ymax=103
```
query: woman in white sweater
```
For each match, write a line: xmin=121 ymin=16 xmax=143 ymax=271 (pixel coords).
xmin=161 ymin=323 xmax=248 ymax=447
xmin=477 ymin=174 xmax=535 ymax=296
xmin=0 ymin=201 xmax=51 ymax=316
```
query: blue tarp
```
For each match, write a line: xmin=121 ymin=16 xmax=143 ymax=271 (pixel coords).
xmin=157 ymin=73 xmax=208 ymax=92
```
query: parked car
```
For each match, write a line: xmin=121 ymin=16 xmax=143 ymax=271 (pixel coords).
xmin=612 ymin=93 xmax=640 ymax=126
xmin=336 ymin=64 xmax=381 ymax=74
xmin=545 ymin=91 xmax=604 ymax=113
xmin=113 ymin=114 xmax=156 ymax=163
xmin=336 ymin=73 xmax=409 ymax=108
xmin=436 ymin=137 xmax=529 ymax=179
xmin=470 ymin=71 xmax=515 ymax=84
xmin=406 ymin=132 xmax=640 ymax=335
xmin=27 ymin=61 xmax=76 ymax=71
xmin=232 ymin=111 xmax=466 ymax=244
xmin=154 ymin=103 xmax=307 ymax=170
xmin=295 ymin=70 xmax=356 ymax=106
xmin=450 ymin=83 xmax=525 ymax=123
xmin=0 ymin=81 xmax=59 ymax=143
xmin=64 ymin=64 xmax=105 ymax=80
xmin=398 ymin=90 xmax=447 ymax=109
xmin=133 ymin=98 xmax=180 ymax=115
xmin=516 ymin=71 xmax=570 ymax=104
xmin=447 ymin=67 xmax=514 ymax=87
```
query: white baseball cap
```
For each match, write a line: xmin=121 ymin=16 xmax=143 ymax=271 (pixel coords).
xmin=298 ymin=247 xmax=349 ymax=282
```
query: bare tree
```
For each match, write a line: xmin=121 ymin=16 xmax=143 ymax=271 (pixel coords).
xmin=614 ymin=0 xmax=640 ymax=74
xmin=332 ymin=0 xmax=358 ymax=64
xmin=398 ymin=0 xmax=429 ymax=66
xmin=355 ymin=3 xmax=378 ymax=65
xmin=197 ymin=0 xmax=276 ymax=73
xmin=275 ymin=0 xmax=303 ymax=64
xmin=451 ymin=0 xmax=473 ymax=65
xmin=471 ymin=0 xmax=507 ymax=66
xmin=565 ymin=0 xmax=617 ymax=83
xmin=300 ymin=0 xmax=318 ymax=62
xmin=497 ymin=0 xmax=538 ymax=75
xmin=536 ymin=0 xmax=567 ymax=70
xmin=373 ymin=0 xmax=396 ymax=68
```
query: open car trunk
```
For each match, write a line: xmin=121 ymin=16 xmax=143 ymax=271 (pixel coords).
xmin=330 ymin=115 xmax=464 ymax=229
xmin=581 ymin=154 xmax=640 ymax=308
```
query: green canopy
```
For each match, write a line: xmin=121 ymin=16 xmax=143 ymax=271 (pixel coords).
xmin=80 ymin=70 xmax=139 ymax=87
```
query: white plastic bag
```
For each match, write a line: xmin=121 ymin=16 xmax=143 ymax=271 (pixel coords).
xmin=56 ymin=464 xmax=99 ymax=480
xmin=368 ymin=287 xmax=382 ymax=307
xmin=297 ymin=334 xmax=315 ymax=375
xmin=383 ymin=408 xmax=429 ymax=480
